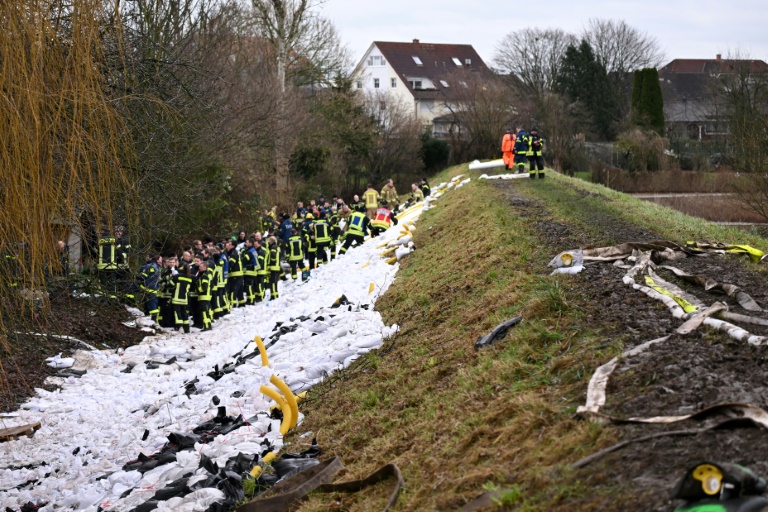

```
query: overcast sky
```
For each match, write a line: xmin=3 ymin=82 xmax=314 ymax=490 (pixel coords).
xmin=322 ymin=0 xmax=768 ymax=69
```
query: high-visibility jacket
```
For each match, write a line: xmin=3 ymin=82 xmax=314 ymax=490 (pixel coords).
xmin=380 ymin=185 xmax=399 ymax=205
xmin=268 ymin=244 xmax=281 ymax=271
xmin=228 ymin=249 xmax=243 ymax=277
xmin=364 ymin=189 xmax=379 ymax=209
xmin=98 ymin=236 xmax=129 ymax=271
xmin=172 ymin=275 xmax=192 ymax=305
xmin=288 ymin=235 xmax=304 ymax=261
xmin=158 ymin=267 xmax=174 ymax=299
xmin=346 ymin=212 xmax=369 ymax=237
xmin=215 ymin=258 xmax=226 ymax=290
xmin=410 ymin=188 xmax=424 ymax=203
xmin=501 ymin=132 xmax=515 ymax=152
xmin=314 ymin=220 xmax=331 ymax=243
xmin=525 ymin=133 xmax=544 ymax=157
xmin=139 ymin=262 xmax=160 ymax=294
xmin=243 ymin=247 xmax=258 ymax=276
xmin=372 ymin=208 xmax=395 ymax=230
xmin=420 ymin=183 xmax=431 ymax=197
xmin=256 ymin=246 xmax=269 ymax=276
xmin=196 ymin=272 xmax=212 ymax=301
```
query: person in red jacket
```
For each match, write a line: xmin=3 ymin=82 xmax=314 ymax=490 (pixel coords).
xmin=501 ymin=128 xmax=516 ymax=170
xmin=370 ymin=200 xmax=399 ymax=237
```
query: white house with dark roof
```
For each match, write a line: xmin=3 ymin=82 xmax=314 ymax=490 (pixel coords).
xmin=352 ymin=39 xmax=488 ymax=130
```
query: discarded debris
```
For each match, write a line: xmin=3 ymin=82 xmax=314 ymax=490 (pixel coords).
xmin=0 ymin=422 xmax=41 ymax=443
xmin=475 ymin=316 xmax=523 ymax=349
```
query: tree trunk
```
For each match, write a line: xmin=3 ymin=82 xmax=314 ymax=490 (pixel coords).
xmin=275 ymin=40 xmax=289 ymax=207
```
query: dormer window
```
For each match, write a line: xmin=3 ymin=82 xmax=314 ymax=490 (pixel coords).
xmin=412 ymin=56 xmax=423 ymax=66
xmin=367 ymin=55 xmax=386 ymax=67
xmin=440 ymin=80 xmax=449 ymax=87
xmin=452 ymin=57 xmax=462 ymax=66
xmin=409 ymin=80 xmax=423 ymax=89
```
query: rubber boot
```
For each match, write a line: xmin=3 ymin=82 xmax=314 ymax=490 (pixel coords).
xmin=538 ymin=173 xmax=545 ymax=179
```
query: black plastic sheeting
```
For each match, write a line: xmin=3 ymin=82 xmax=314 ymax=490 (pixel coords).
xmin=6 ymin=296 xmax=362 ymax=512
xmin=474 ymin=316 xmax=523 ymax=349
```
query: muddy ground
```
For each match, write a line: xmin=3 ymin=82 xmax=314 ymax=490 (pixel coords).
xmin=0 ymin=289 xmax=149 ymax=413
xmin=496 ymin=180 xmax=768 ymax=511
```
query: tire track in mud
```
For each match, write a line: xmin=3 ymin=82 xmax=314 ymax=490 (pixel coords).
xmin=494 ymin=180 xmax=768 ymax=510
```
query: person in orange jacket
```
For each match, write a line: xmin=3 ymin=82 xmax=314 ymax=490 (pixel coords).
xmin=501 ymin=128 xmax=516 ymax=170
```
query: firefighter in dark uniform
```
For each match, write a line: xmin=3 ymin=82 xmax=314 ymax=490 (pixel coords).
xmin=255 ymin=238 xmax=269 ymax=302
xmin=339 ymin=206 xmax=371 ymax=255
xmin=138 ymin=255 xmax=161 ymax=322
xmin=157 ymin=256 xmax=176 ymax=327
xmin=328 ymin=211 xmax=342 ymax=261
xmin=172 ymin=263 xmax=192 ymax=333
xmin=97 ymin=225 xmax=131 ymax=299
xmin=314 ymin=211 xmax=332 ymax=265
xmin=267 ymin=236 xmax=281 ymax=299
xmin=302 ymin=213 xmax=318 ymax=270
xmin=242 ymin=237 xmax=258 ymax=305
xmin=525 ymin=126 xmax=545 ymax=178
xmin=287 ymin=228 xmax=304 ymax=279
xmin=193 ymin=257 xmax=212 ymax=331
xmin=226 ymin=239 xmax=244 ymax=308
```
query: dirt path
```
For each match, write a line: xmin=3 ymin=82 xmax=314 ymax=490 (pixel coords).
xmin=495 ymin=180 xmax=768 ymax=510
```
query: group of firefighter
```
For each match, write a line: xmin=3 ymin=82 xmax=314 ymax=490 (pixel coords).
xmin=501 ymin=126 xmax=546 ymax=179
xmin=96 ymin=178 xmax=431 ymax=333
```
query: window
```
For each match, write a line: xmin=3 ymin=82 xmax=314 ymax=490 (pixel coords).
xmin=379 ymin=101 xmax=386 ymax=111
xmin=412 ymin=56 xmax=423 ymax=66
xmin=374 ymin=78 xmax=380 ymax=89
xmin=452 ymin=57 xmax=462 ymax=66
xmin=409 ymin=80 xmax=422 ymax=89
xmin=367 ymin=55 xmax=386 ymax=66
xmin=439 ymin=80 xmax=449 ymax=88
xmin=356 ymin=80 xmax=362 ymax=89
xmin=391 ymin=78 xmax=397 ymax=88
xmin=465 ymin=58 xmax=471 ymax=65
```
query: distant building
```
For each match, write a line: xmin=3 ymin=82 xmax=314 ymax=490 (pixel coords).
xmin=351 ymin=39 xmax=489 ymax=133
xmin=659 ymin=54 xmax=768 ymax=140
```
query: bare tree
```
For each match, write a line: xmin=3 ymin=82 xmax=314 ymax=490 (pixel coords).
xmin=249 ymin=0 xmax=349 ymax=207
xmin=361 ymin=92 xmax=424 ymax=187
xmin=582 ymin=19 xmax=665 ymax=74
xmin=440 ymin=72 xmax=516 ymax=162
xmin=493 ymin=28 xmax=576 ymax=99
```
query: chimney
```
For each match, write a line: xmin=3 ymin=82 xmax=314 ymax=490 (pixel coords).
xmin=716 ymin=53 xmax=722 ymax=61
xmin=413 ymin=39 xmax=420 ymax=44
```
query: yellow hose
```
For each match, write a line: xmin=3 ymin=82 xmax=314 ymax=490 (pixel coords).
xmin=260 ymin=385 xmax=293 ymax=435
xmin=361 ymin=261 xmax=370 ymax=269
xmin=270 ymin=375 xmax=299 ymax=429
xmin=368 ymin=282 xmax=375 ymax=294
xmin=249 ymin=466 xmax=263 ymax=478
xmin=380 ymin=247 xmax=397 ymax=257
xmin=385 ymin=256 xmax=397 ymax=265
xmin=254 ymin=336 xmax=269 ymax=367
xmin=263 ymin=452 xmax=277 ymax=464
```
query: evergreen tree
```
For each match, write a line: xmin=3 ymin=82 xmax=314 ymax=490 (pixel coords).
xmin=631 ymin=68 xmax=665 ymax=135
xmin=556 ymin=40 xmax=617 ymax=140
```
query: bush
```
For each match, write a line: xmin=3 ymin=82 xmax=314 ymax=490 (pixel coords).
xmin=615 ymin=128 xmax=667 ymax=172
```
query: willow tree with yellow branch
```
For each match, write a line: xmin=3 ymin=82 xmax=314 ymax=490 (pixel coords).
xmin=0 ymin=0 xmax=133 ymax=395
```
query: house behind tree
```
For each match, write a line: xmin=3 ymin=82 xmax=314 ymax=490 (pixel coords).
xmin=659 ymin=54 xmax=768 ymax=141
xmin=352 ymin=39 xmax=488 ymax=136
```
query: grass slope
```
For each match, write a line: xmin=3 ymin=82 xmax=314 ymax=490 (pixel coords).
xmin=287 ymin=166 xmax=768 ymax=511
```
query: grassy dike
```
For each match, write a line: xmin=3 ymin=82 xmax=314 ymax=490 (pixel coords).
xmin=288 ymin=165 xmax=768 ymax=511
